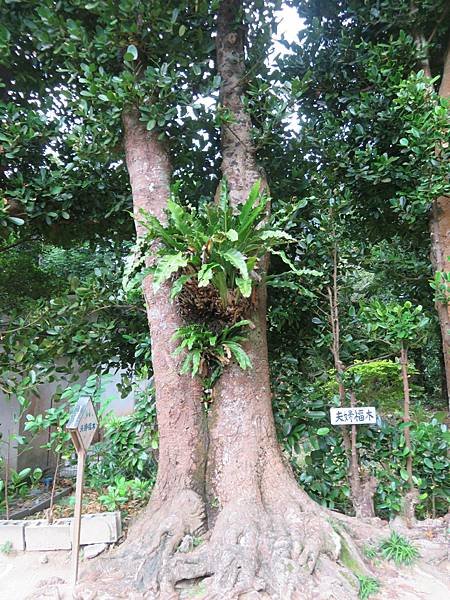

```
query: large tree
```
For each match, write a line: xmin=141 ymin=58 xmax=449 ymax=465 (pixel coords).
xmin=2 ymin=1 xmax=448 ymax=598
xmin=1 ymin=1 xmax=370 ymax=597
xmin=81 ymin=3 xmax=362 ymax=598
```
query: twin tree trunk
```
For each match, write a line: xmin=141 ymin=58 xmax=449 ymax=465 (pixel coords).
xmin=76 ymin=2 xmax=375 ymax=598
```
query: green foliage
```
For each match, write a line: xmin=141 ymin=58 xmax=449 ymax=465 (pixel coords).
xmin=86 ymin=388 xmax=157 ymax=486
xmin=172 ymin=321 xmax=252 ymax=381
xmin=98 ymin=476 xmax=152 ymax=511
xmin=142 ymin=180 xmax=296 ymax=303
xmin=23 ymin=375 xmax=106 ymax=461
xmin=272 ymin=356 xmax=449 ymax=519
xmin=360 ymin=301 xmax=430 ymax=349
xmin=324 ymin=360 xmax=423 ymax=415
xmin=0 ymin=467 xmax=43 ymax=513
xmin=380 ymin=531 xmax=420 ymax=565
xmin=358 ymin=576 xmax=380 ymax=600
xmin=429 ymin=271 xmax=450 ymax=305
xmin=362 ymin=544 xmax=378 ymax=561
xmin=0 ymin=243 xmax=150 ymax=409
xmin=0 ymin=0 xmax=449 ymax=554
xmin=0 ymin=541 xmax=13 ymax=555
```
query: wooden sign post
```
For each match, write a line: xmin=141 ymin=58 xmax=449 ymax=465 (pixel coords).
xmin=66 ymin=396 xmax=99 ymax=586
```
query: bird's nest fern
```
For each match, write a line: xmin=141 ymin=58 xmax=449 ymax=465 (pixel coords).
xmin=140 ymin=180 xmax=297 ymax=379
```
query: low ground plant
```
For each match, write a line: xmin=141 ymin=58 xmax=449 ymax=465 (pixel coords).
xmin=358 ymin=576 xmax=380 ymax=599
xmin=380 ymin=531 xmax=420 ymax=566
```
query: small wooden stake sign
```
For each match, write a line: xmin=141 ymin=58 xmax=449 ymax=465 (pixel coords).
xmin=66 ymin=396 xmax=99 ymax=586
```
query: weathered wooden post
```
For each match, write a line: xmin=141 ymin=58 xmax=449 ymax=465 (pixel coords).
xmin=66 ymin=396 xmax=98 ymax=586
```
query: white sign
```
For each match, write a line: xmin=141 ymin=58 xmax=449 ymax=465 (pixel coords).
xmin=67 ymin=396 xmax=98 ymax=452
xmin=330 ymin=406 xmax=376 ymax=426
xmin=66 ymin=396 xmax=98 ymax=586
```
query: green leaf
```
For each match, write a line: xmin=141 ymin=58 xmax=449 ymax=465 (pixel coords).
xmin=178 ymin=24 xmax=186 ymax=37
xmin=7 ymin=216 xmax=25 ymax=226
xmin=269 ymin=249 xmax=300 ymax=274
xmin=222 ymin=249 xmax=248 ymax=279
xmin=197 ymin=263 xmax=217 ymax=287
xmin=237 ymin=181 xmax=267 ymax=234
xmin=170 ymin=274 xmax=192 ymax=299
xmin=225 ymin=341 xmax=252 ymax=370
xmin=400 ymin=469 xmax=409 ymax=481
xmin=153 ymin=252 xmax=188 ymax=290
xmin=225 ymin=228 xmax=238 ymax=241
xmin=259 ymin=230 xmax=296 ymax=242
xmin=399 ymin=138 xmax=409 ymax=146
xmin=317 ymin=427 xmax=330 ymax=436
xmin=180 ymin=354 xmax=192 ymax=375
xmin=124 ymin=44 xmax=138 ymax=61
xmin=140 ymin=211 xmax=183 ymax=250
xmin=236 ymin=276 xmax=252 ymax=297
xmin=167 ymin=198 xmax=192 ymax=237
xmin=191 ymin=350 xmax=201 ymax=376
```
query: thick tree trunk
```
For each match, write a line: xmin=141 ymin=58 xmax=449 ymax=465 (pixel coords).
xmin=122 ymin=107 xmax=207 ymax=526
xmin=73 ymin=4 xmax=379 ymax=599
xmin=430 ymin=37 xmax=450 ymax=408
xmin=162 ymin=3 xmax=369 ymax=597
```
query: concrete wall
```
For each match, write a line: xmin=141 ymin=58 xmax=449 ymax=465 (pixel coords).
xmin=0 ymin=395 xmax=20 ymax=473
xmin=1 ymin=369 xmax=140 ymax=474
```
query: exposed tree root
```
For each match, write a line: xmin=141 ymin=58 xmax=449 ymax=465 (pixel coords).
xmin=71 ymin=485 xmax=382 ymax=600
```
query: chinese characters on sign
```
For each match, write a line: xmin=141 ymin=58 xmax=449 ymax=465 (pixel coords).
xmin=66 ymin=396 xmax=99 ymax=585
xmin=67 ymin=396 xmax=99 ymax=452
xmin=330 ymin=406 xmax=377 ymax=426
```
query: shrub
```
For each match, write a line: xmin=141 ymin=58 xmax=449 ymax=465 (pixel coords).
xmin=87 ymin=387 xmax=158 ymax=487
xmin=323 ymin=360 xmax=424 ymax=415
xmin=271 ymin=355 xmax=449 ymax=520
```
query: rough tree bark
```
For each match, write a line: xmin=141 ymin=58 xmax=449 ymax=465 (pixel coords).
xmin=73 ymin=3 xmax=381 ymax=598
xmin=430 ymin=37 xmax=450 ymax=408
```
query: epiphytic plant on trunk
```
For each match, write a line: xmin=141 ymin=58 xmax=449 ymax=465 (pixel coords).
xmin=141 ymin=179 xmax=298 ymax=380
xmin=142 ymin=179 xmax=296 ymax=311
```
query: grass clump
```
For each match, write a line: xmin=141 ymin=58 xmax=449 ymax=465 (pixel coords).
xmin=0 ymin=540 xmax=13 ymax=555
xmin=380 ymin=531 xmax=419 ymax=566
xmin=358 ymin=576 xmax=380 ymax=599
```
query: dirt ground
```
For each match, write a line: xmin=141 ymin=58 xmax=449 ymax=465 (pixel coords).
xmin=0 ymin=525 xmax=448 ymax=600
xmin=0 ymin=548 xmax=73 ymax=599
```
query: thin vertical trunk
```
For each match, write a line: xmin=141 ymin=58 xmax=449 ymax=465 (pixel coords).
xmin=430 ymin=37 xmax=450 ymax=408
xmin=349 ymin=391 xmax=361 ymax=500
xmin=400 ymin=343 xmax=413 ymax=488
xmin=327 ymin=246 xmax=352 ymax=463
xmin=47 ymin=452 xmax=60 ymax=525
xmin=4 ymin=438 xmax=9 ymax=520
